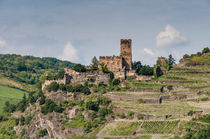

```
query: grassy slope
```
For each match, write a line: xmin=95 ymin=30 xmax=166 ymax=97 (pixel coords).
xmin=0 ymin=85 xmax=28 ymax=113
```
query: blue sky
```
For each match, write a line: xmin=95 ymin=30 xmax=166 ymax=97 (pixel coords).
xmin=0 ymin=0 xmax=210 ymax=65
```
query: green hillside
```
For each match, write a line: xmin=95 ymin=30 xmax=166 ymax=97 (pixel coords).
xmin=0 ymin=54 xmax=75 ymax=91
xmin=0 ymin=85 xmax=28 ymax=113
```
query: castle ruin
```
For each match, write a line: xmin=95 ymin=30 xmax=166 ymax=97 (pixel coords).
xmin=99 ymin=39 xmax=133 ymax=77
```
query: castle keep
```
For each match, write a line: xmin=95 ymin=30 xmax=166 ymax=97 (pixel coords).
xmin=99 ymin=39 xmax=132 ymax=73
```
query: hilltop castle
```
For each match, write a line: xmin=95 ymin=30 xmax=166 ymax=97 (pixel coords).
xmin=99 ymin=39 xmax=134 ymax=79
xmin=99 ymin=39 xmax=132 ymax=72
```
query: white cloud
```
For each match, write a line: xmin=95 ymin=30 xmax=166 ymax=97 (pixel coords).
xmin=60 ymin=42 xmax=79 ymax=63
xmin=144 ymin=48 xmax=154 ymax=56
xmin=156 ymin=24 xmax=188 ymax=48
xmin=0 ymin=38 xmax=7 ymax=48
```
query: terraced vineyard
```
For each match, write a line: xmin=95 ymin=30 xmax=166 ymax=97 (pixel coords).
xmin=98 ymin=64 xmax=210 ymax=138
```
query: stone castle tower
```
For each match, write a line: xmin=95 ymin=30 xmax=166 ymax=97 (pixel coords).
xmin=120 ymin=39 xmax=132 ymax=71
xmin=99 ymin=39 xmax=132 ymax=74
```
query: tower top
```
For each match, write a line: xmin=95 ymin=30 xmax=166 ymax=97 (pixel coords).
xmin=120 ymin=39 xmax=132 ymax=44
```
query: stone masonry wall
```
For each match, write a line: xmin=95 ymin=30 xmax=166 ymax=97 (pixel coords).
xmin=64 ymin=68 xmax=110 ymax=85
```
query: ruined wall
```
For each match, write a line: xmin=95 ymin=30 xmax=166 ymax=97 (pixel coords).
xmin=64 ymin=68 xmax=110 ymax=85
xmin=99 ymin=56 xmax=123 ymax=72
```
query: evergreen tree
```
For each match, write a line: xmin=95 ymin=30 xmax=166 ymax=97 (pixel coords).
xmin=168 ymin=54 xmax=175 ymax=69
xmin=90 ymin=56 xmax=99 ymax=71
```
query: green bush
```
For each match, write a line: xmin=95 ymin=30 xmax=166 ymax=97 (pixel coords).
xmin=97 ymin=96 xmax=111 ymax=106
xmin=127 ymin=111 xmax=134 ymax=119
xmin=113 ymin=78 xmax=120 ymax=86
xmin=138 ymin=65 xmax=153 ymax=76
xmin=137 ymin=114 xmax=144 ymax=120
xmin=187 ymin=110 xmax=195 ymax=116
xmin=20 ymin=116 xmax=25 ymax=125
xmin=86 ymin=101 xmax=99 ymax=111
xmin=201 ymin=97 xmax=209 ymax=101
xmin=46 ymin=82 xmax=59 ymax=92
xmin=167 ymin=85 xmax=173 ymax=91
xmin=41 ymin=99 xmax=63 ymax=115
xmin=197 ymin=114 xmax=210 ymax=123
xmin=38 ymin=129 xmax=48 ymax=137
xmin=59 ymin=83 xmax=66 ymax=91
xmin=117 ymin=112 xmax=126 ymax=119
xmin=138 ymin=99 xmax=144 ymax=103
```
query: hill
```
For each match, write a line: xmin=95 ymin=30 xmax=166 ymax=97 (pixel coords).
xmin=0 ymin=50 xmax=210 ymax=139
xmin=0 ymin=54 xmax=75 ymax=91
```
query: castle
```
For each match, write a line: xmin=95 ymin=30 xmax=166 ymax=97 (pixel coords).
xmin=99 ymin=39 xmax=133 ymax=75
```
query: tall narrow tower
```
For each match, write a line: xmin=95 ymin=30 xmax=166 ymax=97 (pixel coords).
xmin=120 ymin=39 xmax=132 ymax=71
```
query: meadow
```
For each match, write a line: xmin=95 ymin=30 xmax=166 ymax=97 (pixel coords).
xmin=0 ymin=85 xmax=28 ymax=113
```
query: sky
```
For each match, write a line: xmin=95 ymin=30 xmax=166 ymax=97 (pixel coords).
xmin=0 ymin=0 xmax=210 ymax=66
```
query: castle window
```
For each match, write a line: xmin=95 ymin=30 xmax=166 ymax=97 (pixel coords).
xmin=113 ymin=62 xmax=115 ymax=65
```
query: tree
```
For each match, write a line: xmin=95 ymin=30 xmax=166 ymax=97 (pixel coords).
xmin=56 ymin=69 xmax=65 ymax=79
xmin=90 ymin=56 xmax=99 ymax=71
xmin=72 ymin=64 xmax=87 ymax=72
xmin=138 ymin=65 xmax=153 ymax=76
xmin=154 ymin=65 xmax=163 ymax=78
xmin=202 ymin=47 xmax=210 ymax=54
xmin=168 ymin=54 xmax=175 ymax=69
xmin=132 ymin=61 xmax=142 ymax=73
xmin=183 ymin=54 xmax=190 ymax=59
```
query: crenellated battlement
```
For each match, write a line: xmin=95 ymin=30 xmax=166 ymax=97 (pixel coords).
xmin=120 ymin=39 xmax=131 ymax=44
xmin=99 ymin=56 xmax=121 ymax=60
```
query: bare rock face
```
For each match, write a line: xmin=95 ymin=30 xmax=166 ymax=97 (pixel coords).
xmin=68 ymin=108 xmax=79 ymax=119
xmin=22 ymin=113 xmax=66 ymax=139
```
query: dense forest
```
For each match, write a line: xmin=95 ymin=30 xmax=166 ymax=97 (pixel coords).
xmin=0 ymin=54 xmax=75 ymax=85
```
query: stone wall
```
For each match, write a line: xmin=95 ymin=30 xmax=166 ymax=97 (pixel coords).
xmin=64 ymin=68 xmax=110 ymax=85
xmin=99 ymin=56 xmax=123 ymax=72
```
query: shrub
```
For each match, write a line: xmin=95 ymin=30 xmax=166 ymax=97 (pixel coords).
xmin=167 ymin=85 xmax=173 ymax=91
xmin=138 ymin=99 xmax=144 ymax=103
xmin=137 ymin=114 xmax=144 ymax=120
xmin=117 ymin=112 xmax=126 ymax=119
xmin=41 ymin=99 xmax=62 ymax=115
xmin=38 ymin=129 xmax=48 ymax=137
xmin=59 ymin=83 xmax=66 ymax=91
xmin=127 ymin=111 xmax=134 ymax=119
xmin=25 ymin=114 xmax=33 ymax=125
xmin=54 ymin=104 xmax=64 ymax=113
xmin=39 ymin=96 xmax=46 ymax=105
xmin=20 ymin=116 xmax=25 ymax=125
xmin=81 ymin=87 xmax=91 ymax=95
xmin=86 ymin=101 xmax=99 ymax=111
xmin=113 ymin=78 xmax=120 ymax=86
xmin=201 ymin=97 xmax=209 ymax=101
xmin=20 ymin=129 xmax=26 ymax=138
xmin=98 ymin=108 xmax=110 ymax=118
xmin=188 ymin=110 xmax=195 ymax=116
xmin=46 ymin=82 xmax=59 ymax=92
xmin=97 ymin=96 xmax=111 ymax=106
